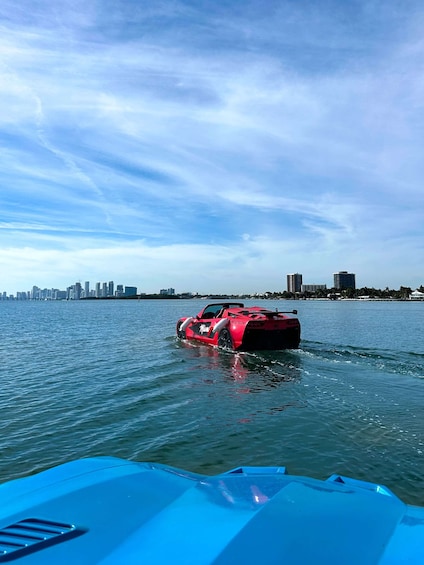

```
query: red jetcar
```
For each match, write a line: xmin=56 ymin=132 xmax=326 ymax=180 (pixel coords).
xmin=176 ymin=302 xmax=300 ymax=351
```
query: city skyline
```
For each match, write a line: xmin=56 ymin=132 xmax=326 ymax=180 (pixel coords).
xmin=1 ymin=269 xmax=421 ymax=301
xmin=1 ymin=281 xmax=152 ymax=300
xmin=1 ymin=2 xmax=424 ymax=294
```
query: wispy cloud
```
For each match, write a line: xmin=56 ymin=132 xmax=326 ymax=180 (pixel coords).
xmin=0 ymin=0 xmax=423 ymax=293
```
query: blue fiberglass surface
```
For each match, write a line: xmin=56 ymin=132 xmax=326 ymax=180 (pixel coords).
xmin=0 ymin=457 xmax=423 ymax=564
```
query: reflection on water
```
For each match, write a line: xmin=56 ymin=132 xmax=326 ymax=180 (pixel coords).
xmin=176 ymin=340 xmax=303 ymax=392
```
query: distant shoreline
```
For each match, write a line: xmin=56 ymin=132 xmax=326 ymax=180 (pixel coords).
xmin=80 ymin=295 xmax=422 ymax=302
xmin=2 ymin=293 xmax=423 ymax=302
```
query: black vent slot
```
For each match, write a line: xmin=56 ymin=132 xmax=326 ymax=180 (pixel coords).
xmin=0 ymin=518 xmax=86 ymax=561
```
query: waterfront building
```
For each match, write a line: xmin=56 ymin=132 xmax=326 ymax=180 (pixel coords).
xmin=334 ymin=271 xmax=356 ymax=290
xmin=116 ymin=284 xmax=124 ymax=297
xmin=95 ymin=282 xmax=101 ymax=298
xmin=108 ymin=281 xmax=114 ymax=297
xmin=84 ymin=281 xmax=90 ymax=298
xmin=54 ymin=290 xmax=67 ymax=300
xmin=287 ymin=273 xmax=303 ymax=293
xmin=301 ymin=284 xmax=327 ymax=293
xmin=410 ymin=289 xmax=424 ymax=300
xmin=31 ymin=286 xmax=40 ymax=300
xmin=66 ymin=284 xmax=81 ymax=300
xmin=124 ymin=286 xmax=137 ymax=297
xmin=160 ymin=288 xmax=175 ymax=296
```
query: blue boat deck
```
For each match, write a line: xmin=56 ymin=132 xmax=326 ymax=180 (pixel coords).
xmin=0 ymin=457 xmax=423 ymax=564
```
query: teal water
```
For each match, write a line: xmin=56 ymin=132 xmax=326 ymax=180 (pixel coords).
xmin=1 ymin=299 xmax=423 ymax=505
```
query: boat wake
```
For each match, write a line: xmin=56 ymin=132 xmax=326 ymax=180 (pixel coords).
xmin=298 ymin=340 xmax=424 ymax=380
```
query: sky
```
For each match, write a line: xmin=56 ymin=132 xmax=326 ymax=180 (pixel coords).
xmin=1 ymin=0 xmax=423 ymax=295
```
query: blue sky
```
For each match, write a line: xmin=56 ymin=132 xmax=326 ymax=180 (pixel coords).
xmin=1 ymin=0 xmax=423 ymax=294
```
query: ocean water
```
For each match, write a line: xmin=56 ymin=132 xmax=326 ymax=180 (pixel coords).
xmin=1 ymin=299 xmax=423 ymax=505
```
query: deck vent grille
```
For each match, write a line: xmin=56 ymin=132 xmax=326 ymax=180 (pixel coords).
xmin=0 ymin=518 xmax=86 ymax=561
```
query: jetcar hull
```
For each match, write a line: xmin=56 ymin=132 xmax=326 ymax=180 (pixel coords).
xmin=177 ymin=303 xmax=301 ymax=351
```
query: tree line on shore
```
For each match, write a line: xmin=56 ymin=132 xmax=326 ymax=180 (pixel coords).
xmin=132 ymin=285 xmax=423 ymax=300
xmin=201 ymin=286 xmax=423 ymax=300
xmin=273 ymin=286 xmax=423 ymax=300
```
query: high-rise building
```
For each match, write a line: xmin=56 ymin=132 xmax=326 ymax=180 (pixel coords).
xmin=108 ymin=281 xmax=114 ymax=297
xmin=84 ymin=281 xmax=90 ymax=298
xmin=95 ymin=282 xmax=101 ymax=298
xmin=287 ymin=273 xmax=303 ymax=293
xmin=74 ymin=282 xmax=82 ymax=300
xmin=31 ymin=286 xmax=40 ymax=300
xmin=334 ymin=271 xmax=356 ymax=290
